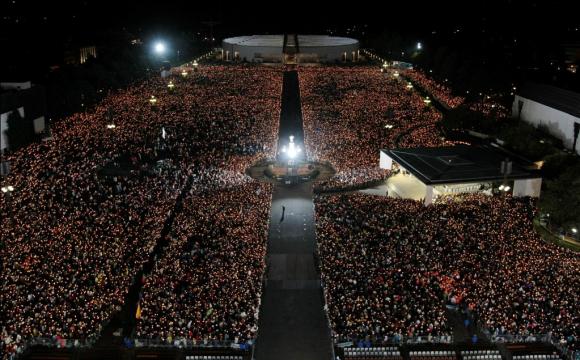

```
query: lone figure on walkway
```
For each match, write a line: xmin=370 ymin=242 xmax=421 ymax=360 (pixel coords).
xmin=280 ymin=206 xmax=286 ymax=222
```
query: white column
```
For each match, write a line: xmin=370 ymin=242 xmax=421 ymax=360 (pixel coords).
xmin=424 ymin=185 xmax=434 ymax=206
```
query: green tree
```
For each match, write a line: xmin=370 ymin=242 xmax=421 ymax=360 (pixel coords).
xmin=542 ymin=153 xmax=577 ymax=180
xmin=540 ymin=164 xmax=580 ymax=228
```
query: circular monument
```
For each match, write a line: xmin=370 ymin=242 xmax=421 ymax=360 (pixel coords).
xmin=221 ymin=35 xmax=359 ymax=63
xmin=247 ymin=136 xmax=335 ymax=185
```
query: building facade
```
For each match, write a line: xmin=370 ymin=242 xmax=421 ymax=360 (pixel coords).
xmin=512 ymin=83 xmax=580 ymax=155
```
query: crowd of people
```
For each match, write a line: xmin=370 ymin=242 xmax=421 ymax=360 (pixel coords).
xmin=467 ymin=95 xmax=511 ymax=119
xmin=2 ymin=58 xmax=576 ymax=360
xmin=402 ymin=69 xmax=511 ymax=120
xmin=299 ymin=66 xmax=445 ymax=191
xmin=401 ymin=69 xmax=465 ymax=109
xmin=136 ymin=181 xmax=272 ymax=345
xmin=1 ymin=64 xmax=283 ymax=358
xmin=315 ymin=193 xmax=579 ymax=349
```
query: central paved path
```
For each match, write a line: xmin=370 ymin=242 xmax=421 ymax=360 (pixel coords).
xmin=254 ymin=71 xmax=333 ymax=360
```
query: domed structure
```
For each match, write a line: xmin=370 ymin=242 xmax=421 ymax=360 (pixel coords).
xmin=221 ymin=34 xmax=359 ymax=63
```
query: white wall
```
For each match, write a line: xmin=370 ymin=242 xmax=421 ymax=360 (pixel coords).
xmin=32 ymin=116 xmax=46 ymax=134
xmin=1 ymin=82 xmax=31 ymax=90
xmin=299 ymin=43 xmax=359 ymax=62
xmin=0 ymin=107 xmax=25 ymax=151
xmin=0 ymin=115 xmax=8 ymax=151
xmin=379 ymin=150 xmax=393 ymax=170
xmin=513 ymin=95 xmax=580 ymax=155
xmin=513 ymin=178 xmax=543 ymax=198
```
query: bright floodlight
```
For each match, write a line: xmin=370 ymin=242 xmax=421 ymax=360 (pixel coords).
xmin=572 ymin=228 xmax=578 ymax=234
xmin=281 ymin=135 xmax=301 ymax=159
xmin=417 ymin=42 xmax=422 ymax=50
xmin=154 ymin=42 xmax=166 ymax=54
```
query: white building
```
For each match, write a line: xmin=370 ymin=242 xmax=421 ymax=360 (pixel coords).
xmin=221 ymin=35 xmax=359 ymax=63
xmin=222 ymin=35 xmax=284 ymax=62
xmin=512 ymin=83 xmax=580 ymax=155
xmin=380 ymin=145 xmax=542 ymax=205
xmin=1 ymin=82 xmax=47 ymax=153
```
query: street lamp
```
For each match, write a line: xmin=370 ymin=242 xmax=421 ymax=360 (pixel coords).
xmin=1 ymin=185 xmax=14 ymax=193
xmin=572 ymin=228 xmax=578 ymax=234
xmin=423 ymin=96 xmax=431 ymax=104
xmin=181 ymin=70 xmax=188 ymax=77
xmin=417 ymin=42 xmax=422 ymax=50
xmin=167 ymin=81 xmax=175 ymax=91
xmin=149 ymin=95 xmax=158 ymax=105
xmin=406 ymin=82 xmax=413 ymax=89
xmin=498 ymin=184 xmax=510 ymax=192
xmin=106 ymin=124 xmax=116 ymax=129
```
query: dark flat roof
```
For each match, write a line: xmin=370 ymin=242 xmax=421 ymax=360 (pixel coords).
xmin=382 ymin=145 xmax=541 ymax=185
xmin=518 ymin=83 xmax=580 ymax=118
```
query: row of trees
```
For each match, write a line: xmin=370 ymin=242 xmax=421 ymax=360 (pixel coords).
xmin=540 ymin=154 xmax=580 ymax=230
xmin=440 ymin=107 xmax=579 ymax=230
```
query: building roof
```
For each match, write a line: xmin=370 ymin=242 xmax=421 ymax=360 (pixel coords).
xmin=223 ymin=35 xmax=284 ymax=48
xmin=382 ymin=145 xmax=540 ymax=185
xmin=297 ymin=35 xmax=358 ymax=47
xmin=518 ymin=83 xmax=580 ymax=118
xmin=222 ymin=35 xmax=358 ymax=48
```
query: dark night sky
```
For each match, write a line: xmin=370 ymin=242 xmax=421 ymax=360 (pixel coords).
xmin=0 ymin=0 xmax=578 ymax=77
xmin=2 ymin=0 xmax=578 ymax=36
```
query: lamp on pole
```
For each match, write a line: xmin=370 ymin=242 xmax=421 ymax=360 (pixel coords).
xmin=1 ymin=185 xmax=15 ymax=198
xmin=500 ymin=158 xmax=512 ymax=195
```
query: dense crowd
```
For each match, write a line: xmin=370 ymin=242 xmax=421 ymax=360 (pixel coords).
xmin=0 ymin=65 xmax=282 ymax=358
xmin=401 ymin=69 xmax=465 ymax=109
xmin=2 ymin=59 xmax=575 ymax=360
xmin=136 ymin=181 xmax=271 ymax=345
xmin=402 ymin=69 xmax=511 ymax=119
xmin=315 ymin=193 xmax=579 ymax=348
xmin=299 ymin=67 xmax=445 ymax=191
xmin=467 ymin=95 xmax=511 ymax=119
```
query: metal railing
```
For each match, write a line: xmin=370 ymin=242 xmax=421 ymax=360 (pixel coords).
xmin=134 ymin=338 xmax=254 ymax=351
xmin=333 ymin=335 xmax=454 ymax=347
